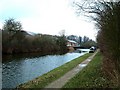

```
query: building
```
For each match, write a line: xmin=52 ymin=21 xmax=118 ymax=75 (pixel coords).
xmin=67 ymin=40 xmax=78 ymax=47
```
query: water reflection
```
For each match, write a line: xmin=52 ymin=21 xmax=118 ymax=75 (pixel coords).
xmin=2 ymin=51 xmax=88 ymax=88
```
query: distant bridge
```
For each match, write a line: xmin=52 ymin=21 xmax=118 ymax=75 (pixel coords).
xmin=73 ymin=46 xmax=90 ymax=50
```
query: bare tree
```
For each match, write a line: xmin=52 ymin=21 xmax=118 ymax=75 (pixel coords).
xmin=73 ymin=0 xmax=120 ymax=86
xmin=59 ymin=29 xmax=66 ymax=36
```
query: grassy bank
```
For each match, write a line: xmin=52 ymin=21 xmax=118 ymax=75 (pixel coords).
xmin=63 ymin=52 xmax=117 ymax=88
xmin=18 ymin=53 xmax=92 ymax=88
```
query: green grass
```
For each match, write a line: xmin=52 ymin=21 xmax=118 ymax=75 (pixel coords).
xmin=63 ymin=52 xmax=117 ymax=88
xmin=18 ymin=53 xmax=92 ymax=88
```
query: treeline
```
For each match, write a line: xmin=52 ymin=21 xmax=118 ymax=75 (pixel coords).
xmin=96 ymin=2 xmax=120 ymax=85
xmin=67 ymin=35 xmax=97 ymax=48
xmin=2 ymin=19 xmax=68 ymax=55
xmin=74 ymin=1 xmax=120 ymax=86
xmin=80 ymin=36 xmax=97 ymax=48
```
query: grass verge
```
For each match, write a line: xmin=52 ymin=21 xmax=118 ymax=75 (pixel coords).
xmin=18 ymin=53 xmax=92 ymax=88
xmin=63 ymin=52 xmax=117 ymax=88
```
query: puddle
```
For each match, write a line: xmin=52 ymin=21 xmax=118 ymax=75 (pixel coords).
xmin=79 ymin=64 xmax=87 ymax=67
xmin=87 ymin=59 xmax=91 ymax=61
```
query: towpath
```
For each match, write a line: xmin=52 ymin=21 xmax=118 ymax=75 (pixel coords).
xmin=44 ymin=50 xmax=99 ymax=89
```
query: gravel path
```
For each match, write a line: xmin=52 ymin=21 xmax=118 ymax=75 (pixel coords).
xmin=44 ymin=50 xmax=98 ymax=89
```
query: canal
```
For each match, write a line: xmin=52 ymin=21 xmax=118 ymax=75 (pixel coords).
xmin=2 ymin=49 xmax=89 ymax=88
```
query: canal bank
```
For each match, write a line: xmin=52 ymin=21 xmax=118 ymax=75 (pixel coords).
xmin=2 ymin=50 xmax=89 ymax=88
xmin=44 ymin=50 xmax=98 ymax=88
xmin=63 ymin=50 xmax=118 ymax=88
xmin=17 ymin=53 xmax=92 ymax=88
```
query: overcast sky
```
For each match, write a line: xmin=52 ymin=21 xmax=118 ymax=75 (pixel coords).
xmin=0 ymin=0 xmax=97 ymax=40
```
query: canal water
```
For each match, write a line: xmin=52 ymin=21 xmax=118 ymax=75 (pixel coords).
xmin=2 ymin=50 xmax=89 ymax=88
